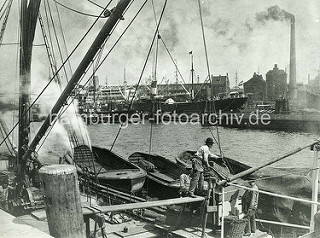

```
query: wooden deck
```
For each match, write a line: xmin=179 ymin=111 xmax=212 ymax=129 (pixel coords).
xmin=0 ymin=207 xmax=273 ymax=238
xmin=0 ymin=209 xmax=52 ymax=238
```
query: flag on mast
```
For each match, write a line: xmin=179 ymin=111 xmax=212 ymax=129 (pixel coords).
xmin=189 ymin=51 xmax=193 ymax=54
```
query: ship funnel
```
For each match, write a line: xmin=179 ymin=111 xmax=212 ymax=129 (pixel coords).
xmin=151 ymin=80 xmax=157 ymax=96
xmin=289 ymin=15 xmax=296 ymax=99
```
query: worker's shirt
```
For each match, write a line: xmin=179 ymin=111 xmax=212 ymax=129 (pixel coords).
xmin=250 ymin=184 xmax=259 ymax=210
xmin=194 ymin=145 xmax=219 ymax=171
xmin=180 ymin=173 xmax=191 ymax=189
xmin=242 ymin=185 xmax=259 ymax=213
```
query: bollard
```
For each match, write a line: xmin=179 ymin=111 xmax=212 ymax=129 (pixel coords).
xmin=39 ymin=164 xmax=85 ymax=238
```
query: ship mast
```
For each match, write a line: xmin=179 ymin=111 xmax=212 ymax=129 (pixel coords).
xmin=18 ymin=0 xmax=41 ymax=179
xmin=190 ymin=51 xmax=194 ymax=100
xmin=22 ymin=0 xmax=132 ymax=163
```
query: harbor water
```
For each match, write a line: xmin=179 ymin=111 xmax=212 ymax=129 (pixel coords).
xmin=87 ymin=122 xmax=317 ymax=169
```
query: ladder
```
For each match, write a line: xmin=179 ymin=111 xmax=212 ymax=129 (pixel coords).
xmin=38 ymin=13 xmax=62 ymax=85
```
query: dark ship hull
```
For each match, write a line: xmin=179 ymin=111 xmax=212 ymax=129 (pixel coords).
xmin=132 ymin=97 xmax=248 ymax=114
xmin=128 ymin=151 xmax=251 ymax=199
xmin=71 ymin=145 xmax=147 ymax=193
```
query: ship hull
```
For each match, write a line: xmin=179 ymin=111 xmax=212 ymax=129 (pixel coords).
xmin=128 ymin=151 xmax=250 ymax=199
xmin=132 ymin=97 xmax=248 ymax=114
xmin=72 ymin=145 xmax=147 ymax=193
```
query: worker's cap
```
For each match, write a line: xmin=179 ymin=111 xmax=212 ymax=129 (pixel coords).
xmin=205 ymin=137 xmax=214 ymax=145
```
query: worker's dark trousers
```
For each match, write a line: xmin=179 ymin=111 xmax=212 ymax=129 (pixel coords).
xmin=244 ymin=211 xmax=256 ymax=234
xmin=188 ymin=170 xmax=204 ymax=194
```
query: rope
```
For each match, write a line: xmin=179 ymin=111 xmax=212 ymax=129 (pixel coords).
xmin=0 ymin=0 xmax=9 ymax=21
xmin=46 ymin=0 xmax=69 ymax=82
xmin=127 ymin=0 xmax=168 ymax=110
xmin=87 ymin=0 xmax=105 ymax=9
xmin=43 ymin=2 xmax=59 ymax=78
xmin=46 ymin=0 xmax=86 ymax=146
xmin=253 ymin=167 xmax=318 ymax=182
xmin=0 ymin=42 xmax=18 ymax=45
xmin=0 ymin=0 xmax=8 ymax=15
xmin=197 ymin=0 xmax=223 ymax=158
xmin=54 ymin=0 xmax=108 ymax=18
xmin=54 ymin=1 xmax=73 ymax=75
xmin=37 ymin=0 xmax=146 ymax=153
xmin=158 ymin=37 xmax=188 ymax=88
xmin=110 ymin=125 xmax=123 ymax=151
xmin=0 ymin=3 xmax=109 ymax=148
xmin=109 ymin=0 xmax=168 ymax=149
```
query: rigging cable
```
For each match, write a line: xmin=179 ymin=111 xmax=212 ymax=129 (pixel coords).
xmin=87 ymin=0 xmax=104 ymax=10
xmin=53 ymin=0 xmax=107 ymax=18
xmin=109 ymin=0 xmax=168 ymax=150
xmin=197 ymin=0 xmax=224 ymax=157
xmin=39 ymin=0 xmax=138 ymax=153
xmin=149 ymin=1 xmax=222 ymax=154
xmin=37 ymin=0 xmax=145 ymax=153
xmin=0 ymin=0 xmax=8 ymax=15
xmin=45 ymin=0 xmax=86 ymax=147
xmin=0 ymin=0 xmax=13 ymax=44
xmin=45 ymin=0 xmax=69 ymax=83
xmin=54 ymin=1 xmax=73 ymax=75
xmin=43 ymin=3 xmax=59 ymax=80
xmin=151 ymin=0 xmax=159 ymax=82
xmin=158 ymin=35 xmax=189 ymax=90
xmin=0 ymin=0 xmax=9 ymax=21
xmin=127 ymin=0 xmax=168 ymax=111
xmin=0 ymin=1 xmax=112 ymax=148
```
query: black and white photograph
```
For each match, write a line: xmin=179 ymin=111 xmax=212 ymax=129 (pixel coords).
xmin=0 ymin=0 xmax=320 ymax=237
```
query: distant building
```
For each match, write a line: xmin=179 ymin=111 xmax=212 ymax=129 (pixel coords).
xmin=211 ymin=74 xmax=230 ymax=97
xmin=307 ymin=76 xmax=320 ymax=110
xmin=296 ymin=82 xmax=307 ymax=109
xmin=307 ymin=75 xmax=320 ymax=95
xmin=156 ymin=74 xmax=230 ymax=100
xmin=243 ymin=73 xmax=266 ymax=102
xmin=266 ymin=64 xmax=287 ymax=101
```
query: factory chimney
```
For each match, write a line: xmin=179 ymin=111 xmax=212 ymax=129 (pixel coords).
xmin=289 ymin=15 xmax=296 ymax=99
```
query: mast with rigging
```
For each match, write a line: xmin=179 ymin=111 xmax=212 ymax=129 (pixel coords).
xmin=18 ymin=0 xmax=41 ymax=180
xmin=22 ymin=0 xmax=132 ymax=163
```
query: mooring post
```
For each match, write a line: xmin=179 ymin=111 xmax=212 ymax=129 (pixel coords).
xmin=311 ymin=143 xmax=320 ymax=232
xmin=39 ymin=164 xmax=85 ymax=238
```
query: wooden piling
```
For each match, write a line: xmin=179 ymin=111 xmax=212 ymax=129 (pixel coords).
xmin=39 ymin=164 xmax=85 ymax=238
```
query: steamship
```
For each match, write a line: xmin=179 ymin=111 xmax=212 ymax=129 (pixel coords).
xmin=132 ymin=79 xmax=248 ymax=114
xmin=132 ymin=92 xmax=248 ymax=114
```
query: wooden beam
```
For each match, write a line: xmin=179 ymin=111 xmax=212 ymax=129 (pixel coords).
xmin=228 ymin=182 xmax=320 ymax=206
xmin=256 ymin=219 xmax=310 ymax=230
xmin=219 ymin=140 xmax=319 ymax=185
xmin=82 ymin=196 xmax=205 ymax=215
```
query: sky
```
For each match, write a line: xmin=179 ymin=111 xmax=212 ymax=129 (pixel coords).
xmin=0 ymin=0 xmax=320 ymax=105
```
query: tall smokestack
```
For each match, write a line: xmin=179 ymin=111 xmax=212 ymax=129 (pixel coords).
xmin=289 ymin=15 xmax=296 ymax=99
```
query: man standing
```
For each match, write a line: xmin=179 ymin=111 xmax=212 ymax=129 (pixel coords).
xmin=188 ymin=137 xmax=219 ymax=197
xmin=242 ymin=178 xmax=259 ymax=236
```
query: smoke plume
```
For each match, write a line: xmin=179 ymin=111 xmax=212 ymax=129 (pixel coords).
xmin=256 ymin=5 xmax=294 ymax=23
